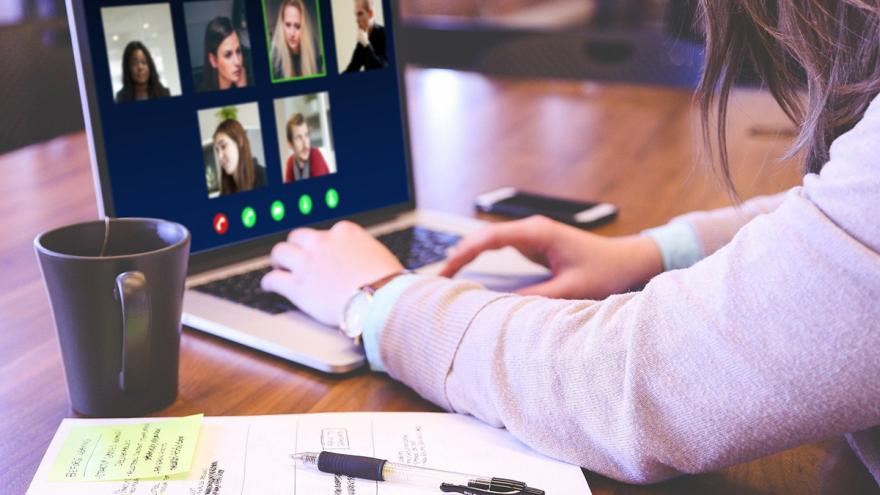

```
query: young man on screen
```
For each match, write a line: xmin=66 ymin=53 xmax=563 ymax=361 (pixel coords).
xmin=284 ymin=113 xmax=329 ymax=183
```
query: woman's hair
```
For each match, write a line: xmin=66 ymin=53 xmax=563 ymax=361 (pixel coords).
xmin=214 ymin=119 xmax=257 ymax=195
xmin=698 ymin=0 xmax=880 ymax=193
xmin=118 ymin=41 xmax=169 ymax=101
xmin=202 ymin=16 xmax=238 ymax=91
xmin=271 ymin=0 xmax=319 ymax=78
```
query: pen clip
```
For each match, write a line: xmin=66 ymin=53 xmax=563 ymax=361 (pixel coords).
xmin=440 ymin=480 xmax=544 ymax=495
xmin=440 ymin=483 xmax=520 ymax=495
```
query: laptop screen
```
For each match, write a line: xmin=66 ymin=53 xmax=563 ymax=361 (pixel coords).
xmin=72 ymin=0 xmax=410 ymax=253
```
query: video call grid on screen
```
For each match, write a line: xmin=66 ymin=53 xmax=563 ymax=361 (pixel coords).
xmin=82 ymin=0 xmax=408 ymax=253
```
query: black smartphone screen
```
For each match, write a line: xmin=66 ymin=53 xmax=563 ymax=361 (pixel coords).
xmin=477 ymin=190 xmax=616 ymax=228
xmin=494 ymin=192 xmax=598 ymax=215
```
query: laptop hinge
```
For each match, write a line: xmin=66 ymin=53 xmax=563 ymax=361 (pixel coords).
xmin=187 ymin=205 xmax=414 ymax=276
xmin=355 ymin=209 xmax=408 ymax=228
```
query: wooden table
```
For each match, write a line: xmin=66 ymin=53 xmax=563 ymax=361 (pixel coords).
xmin=1 ymin=67 xmax=873 ymax=494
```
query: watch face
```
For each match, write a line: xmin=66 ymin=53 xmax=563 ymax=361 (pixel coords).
xmin=342 ymin=291 xmax=370 ymax=339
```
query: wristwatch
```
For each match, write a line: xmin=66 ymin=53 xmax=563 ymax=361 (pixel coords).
xmin=339 ymin=270 xmax=410 ymax=346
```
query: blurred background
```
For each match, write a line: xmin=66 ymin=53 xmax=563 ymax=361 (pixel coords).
xmin=0 ymin=0 xmax=705 ymax=154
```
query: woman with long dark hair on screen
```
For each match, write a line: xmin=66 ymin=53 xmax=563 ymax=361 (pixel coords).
xmin=213 ymin=119 xmax=266 ymax=196
xmin=269 ymin=0 xmax=320 ymax=79
xmin=115 ymin=41 xmax=170 ymax=103
xmin=201 ymin=16 xmax=250 ymax=91
xmin=263 ymin=0 xmax=880 ymax=485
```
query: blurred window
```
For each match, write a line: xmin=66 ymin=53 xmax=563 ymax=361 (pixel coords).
xmin=398 ymin=0 xmax=671 ymax=31
xmin=0 ymin=0 xmax=64 ymax=25
xmin=0 ymin=0 xmax=26 ymax=25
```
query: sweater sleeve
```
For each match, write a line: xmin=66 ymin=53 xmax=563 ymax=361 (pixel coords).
xmin=644 ymin=193 xmax=788 ymax=271
xmin=675 ymin=193 xmax=787 ymax=257
xmin=378 ymin=98 xmax=880 ymax=483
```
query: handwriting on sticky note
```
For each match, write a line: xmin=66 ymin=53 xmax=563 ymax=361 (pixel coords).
xmin=48 ymin=414 xmax=203 ymax=482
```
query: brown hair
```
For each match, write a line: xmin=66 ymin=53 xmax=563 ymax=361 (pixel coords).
xmin=698 ymin=0 xmax=880 ymax=193
xmin=214 ymin=119 xmax=256 ymax=195
xmin=286 ymin=113 xmax=307 ymax=144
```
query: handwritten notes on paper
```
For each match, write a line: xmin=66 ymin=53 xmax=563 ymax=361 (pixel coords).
xmin=28 ymin=413 xmax=590 ymax=495
xmin=47 ymin=414 xmax=203 ymax=482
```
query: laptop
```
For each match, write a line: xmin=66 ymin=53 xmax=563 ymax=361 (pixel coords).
xmin=65 ymin=0 xmax=548 ymax=373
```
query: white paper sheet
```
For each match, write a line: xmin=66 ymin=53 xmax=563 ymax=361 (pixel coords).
xmin=27 ymin=412 xmax=590 ymax=495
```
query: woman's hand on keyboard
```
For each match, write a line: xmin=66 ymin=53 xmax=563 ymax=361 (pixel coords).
xmin=261 ymin=221 xmax=404 ymax=327
xmin=440 ymin=215 xmax=663 ymax=300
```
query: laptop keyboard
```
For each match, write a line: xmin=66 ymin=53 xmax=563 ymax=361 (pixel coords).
xmin=192 ymin=226 xmax=461 ymax=315
xmin=375 ymin=225 xmax=461 ymax=270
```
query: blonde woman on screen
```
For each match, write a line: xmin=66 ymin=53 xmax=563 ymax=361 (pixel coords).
xmin=270 ymin=0 xmax=320 ymax=79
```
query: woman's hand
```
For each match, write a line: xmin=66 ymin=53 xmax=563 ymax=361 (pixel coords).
xmin=441 ymin=215 xmax=663 ymax=300
xmin=261 ymin=221 xmax=404 ymax=327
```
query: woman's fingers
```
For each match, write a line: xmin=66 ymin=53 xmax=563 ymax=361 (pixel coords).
xmin=287 ymin=227 xmax=321 ymax=247
xmin=515 ymin=275 xmax=577 ymax=299
xmin=440 ymin=226 xmax=504 ymax=278
xmin=440 ymin=220 xmax=544 ymax=278
xmin=270 ymin=242 xmax=306 ymax=272
xmin=261 ymin=269 xmax=301 ymax=303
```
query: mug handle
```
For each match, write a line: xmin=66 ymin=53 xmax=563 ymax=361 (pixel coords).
xmin=115 ymin=271 xmax=151 ymax=392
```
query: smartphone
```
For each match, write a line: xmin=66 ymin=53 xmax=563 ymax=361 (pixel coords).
xmin=475 ymin=187 xmax=618 ymax=228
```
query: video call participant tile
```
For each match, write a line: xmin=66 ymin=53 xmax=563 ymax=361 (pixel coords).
xmin=198 ymin=103 xmax=269 ymax=198
xmin=183 ymin=0 xmax=255 ymax=92
xmin=262 ymin=0 xmax=327 ymax=82
xmin=273 ymin=92 xmax=338 ymax=184
xmin=330 ymin=0 xmax=388 ymax=74
xmin=101 ymin=3 xmax=182 ymax=103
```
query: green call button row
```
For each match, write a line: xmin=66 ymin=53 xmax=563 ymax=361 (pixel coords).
xmin=232 ymin=189 xmax=340 ymax=231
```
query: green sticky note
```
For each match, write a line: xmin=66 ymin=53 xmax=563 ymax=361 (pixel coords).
xmin=48 ymin=414 xmax=203 ymax=482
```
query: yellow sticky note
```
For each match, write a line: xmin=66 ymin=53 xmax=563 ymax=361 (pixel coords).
xmin=48 ymin=414 xmax=203 ymax=482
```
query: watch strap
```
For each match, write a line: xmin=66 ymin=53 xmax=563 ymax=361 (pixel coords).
xmin=361 ymin=269 xmax=413 ymax=296
xmin=341 ymin=270 xmax=413 ymax=346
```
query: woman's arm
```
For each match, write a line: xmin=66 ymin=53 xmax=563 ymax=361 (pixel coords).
xmin=378 ymin=185 xmax=880 ymax=483
xmin=261 ymin=86 xmax=880 ymax=486
xmin=670 ymin=193 xmax=787 ymax=258
xmin=643 ymin=192 xmax=787 ymax=273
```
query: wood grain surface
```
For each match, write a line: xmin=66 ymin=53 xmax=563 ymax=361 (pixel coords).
xmin=1 ymin=67 xmax=874 ymax=495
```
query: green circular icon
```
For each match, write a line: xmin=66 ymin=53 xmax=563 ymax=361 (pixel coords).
xmin=270 ymin=200 xmax=286 ymax=222
xmin=298 ymin=194 xmax=313 ymax=215
xmin=241 ymin=207 xmax=257 ymax=228
xmin=325 ymin=188 xmax=339 ymax=209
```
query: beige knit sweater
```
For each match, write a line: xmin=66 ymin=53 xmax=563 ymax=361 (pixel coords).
xmin=375 ymin=95 xmax=880 ymax=483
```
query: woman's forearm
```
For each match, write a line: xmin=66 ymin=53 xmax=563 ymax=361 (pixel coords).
xmin=379 ymin=189 xmax=880 ymax=483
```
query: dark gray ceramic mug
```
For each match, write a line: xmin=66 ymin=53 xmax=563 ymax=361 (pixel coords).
xmin=34 ymin=218 xmax=190 ymax=417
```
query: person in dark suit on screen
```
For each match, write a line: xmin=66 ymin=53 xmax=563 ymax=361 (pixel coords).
xmin=343 ymin=0 xmax=387 ymax=73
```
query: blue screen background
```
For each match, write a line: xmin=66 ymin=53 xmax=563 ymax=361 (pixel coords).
xmin=83 ymin=0 xmax=410 ymax=253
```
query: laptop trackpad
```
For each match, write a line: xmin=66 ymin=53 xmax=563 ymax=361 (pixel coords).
xmin=453 ymin=247 xmax=550 ymax=293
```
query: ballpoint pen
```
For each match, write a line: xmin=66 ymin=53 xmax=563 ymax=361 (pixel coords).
xmin=291 ymin=451 xmax=545 ymax=495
